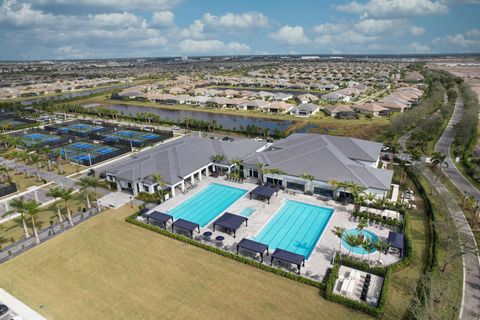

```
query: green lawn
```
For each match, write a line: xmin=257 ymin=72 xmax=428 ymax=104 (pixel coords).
xmin=0 ymin=205 xmax=371 ymax=320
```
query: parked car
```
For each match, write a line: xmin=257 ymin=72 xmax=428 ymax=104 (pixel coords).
xmin=252 ymin=137 xmax=262 ymax=141
xmin=222 ymin=136 xmax=234 ymax=142
xmin=0 ymin=304 xmax=9 ymax=317
xmin=171 ymin=125 xmax=180 ymax=130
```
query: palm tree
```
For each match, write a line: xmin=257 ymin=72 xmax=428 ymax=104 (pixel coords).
xmin=300 ymin=172 xmax=314 ymax=193
xmin=332 ymin=226 xmax=345 ymax=254
xmin=344 ymin=233 xmax=359 ymax=256
xmin=6 ymin=197 xmax=29 ymax=239
xmin=29 ymin=153 xmax=44 ymax=182
xmin=360 ymin=238 xmax=372 ymax=260
xmin=76 ymin=177 xmax=91 ymax=209
xmin=87 ymin=176 xmax=101 ymax=209
xmin=59 ymin=188 xmax=75 ymax=227
xmin=151 ymin=174 xmax=165 ymax=198
xmin=347 ymin=182 xmax=366 ymax=210
xmin=24 ymin=200 xmax=42 ymax=244
xmin=357 ymin=219 xmax=368 ymax=237
xmin=365 ymin=192 xmax=376 ymax=205
xmin=230 ymin=159 xmax=243 ymax=177
xmin=54 ymin=150 xmax=64 ymax=174
xmin=256 ymin=162 xmax=267 ymax=185
xmin=328 ymin=179 xmax=341 ymax=201
xmin=375 ymin=240 xmax=390 ymax=265
xmin=39 ymin=146 xmax=53 ymax=171
xmin=46 ymin=186 xmax=64 ymax=222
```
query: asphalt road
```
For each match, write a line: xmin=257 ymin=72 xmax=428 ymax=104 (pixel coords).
xmin=435 ymin=97 xmax=480 ymax=320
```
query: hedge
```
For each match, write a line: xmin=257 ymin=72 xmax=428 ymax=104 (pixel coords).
xmin=125 ymin=212 xmax=325 ymax=289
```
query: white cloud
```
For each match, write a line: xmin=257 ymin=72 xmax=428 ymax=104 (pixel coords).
xmin=202 ymin=12 xmax=269 ymax=29
xmin=32 ymin=0 xmax=181 ymax=10
xmin=407 ymin=42 xmax=430 ymax=53
xmin=271 ymin=25 xmax=309 ymax=45
xmin=336 ymin=0 xmax=449 ymax=17
xmin=466 ymin=28 xmax=480 ymax=38
xmin=315 ymin=30 xmax=378 ymax=46
xmin=354 ymin=19 xmax=404 ymax=34
xmin=179 ymin=20 xmax=206 ymax=39
xmin=178 ymin=39 xmax=250 ymax=54
xmin=313 ymin=23 xmax=347 ymax=34
xmin=433 ymin=33 xmax=479 ymax=47
xmin=409 ymin=26 xmax=426 ymax=36
xmin=151 ymin=11 xmax=174 ymax=27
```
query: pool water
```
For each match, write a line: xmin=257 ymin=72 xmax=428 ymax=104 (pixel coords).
xmin=239 ymin=207 xmax=256 ymax=217
xmin=341 ymin=228 xmax=379 ymax=255
xmin=254 ymin=200 xmax=334 ymax=259
xmin=168 ymin=183 xmax=247 ymax=227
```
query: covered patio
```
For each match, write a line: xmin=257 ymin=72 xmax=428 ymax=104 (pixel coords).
xmin=172 ymin=219 xmax=200 ymax=238
xmin=249 ymin=185 xmax=278 ymax=204
xmin=236 ymin=238 xmax=269 ymax=262
xmin=147 ymin=211 xmax=173 ymax=229
xmin=213 ymin=212 xmax=248 ymax=238
xmin=271 ymin=248 xmax=305 ymax=275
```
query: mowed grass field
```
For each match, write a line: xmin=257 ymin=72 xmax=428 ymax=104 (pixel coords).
xmin=0 ymin=205 xmax=371 ymax=320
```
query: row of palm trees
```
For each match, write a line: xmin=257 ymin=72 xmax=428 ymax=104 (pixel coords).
xmin=6 ymin=197 xmax=44 ymax=244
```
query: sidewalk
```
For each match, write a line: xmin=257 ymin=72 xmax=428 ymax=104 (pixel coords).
xmin=0 ymin=288 xmax=46 ymax=320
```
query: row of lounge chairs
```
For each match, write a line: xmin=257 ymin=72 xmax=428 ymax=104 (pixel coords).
xmin=360 ymin=274 xmax=372 ymax=301
xmin=225 ymin=176 xmax=244 ymax=183
xmin=182 ymin=183 xmax=197 ymax=194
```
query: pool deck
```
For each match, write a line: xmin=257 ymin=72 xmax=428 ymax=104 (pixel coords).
xmin=146 ymin=176 xmax=401 ymax=279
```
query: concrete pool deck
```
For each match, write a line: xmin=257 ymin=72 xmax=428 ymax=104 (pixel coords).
xmin=145 ymin=176 xmax=401 ymax=279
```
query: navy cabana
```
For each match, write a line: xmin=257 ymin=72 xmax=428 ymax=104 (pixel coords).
xmin=271 ymin=248 xmax=305 ymax=274
xmin=249 ymin=185 xmax=277 ymax=204
xmin=147 ymin=211 xmax=173 ymax=229
xmin=172 ymin=219 xmax=200 ymax=238
xmin=236 ymin=238 xmax=269 ymax=262
xmin=213 ymin=212 xmax=248 ymax=238
xmin=387 ymin=231 xmax=405 ymax=257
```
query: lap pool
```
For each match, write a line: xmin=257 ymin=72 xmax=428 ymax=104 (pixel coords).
xmin=254 ymin=200 xmax=334 ymax=259
xmin=168 ymin=183 xmax=247 ymax=227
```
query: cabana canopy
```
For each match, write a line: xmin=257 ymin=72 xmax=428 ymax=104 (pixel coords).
xmin=172 ymin=219 xmax=200 ymax=238
xmin=249 ymin=185 xmax=277 ymax=204
xmin=387 ymin=231 xmax=405 ymax=256
xmin=147 ymin=211 xmax=173 ymax=229
xmin=236 ymin=238 xmax=269 ymax=262
xmin=271 ymin=248 xmax=305 ymax=274
xmin=213 ymin=212 xmax=248 ymax=238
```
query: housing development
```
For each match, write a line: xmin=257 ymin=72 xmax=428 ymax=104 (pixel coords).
xmin=0 ymin=1 xmax=479 ymax=320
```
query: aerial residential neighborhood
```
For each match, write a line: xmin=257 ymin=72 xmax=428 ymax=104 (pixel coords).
xmin=0 ymin=1 xmax=479 ymax=320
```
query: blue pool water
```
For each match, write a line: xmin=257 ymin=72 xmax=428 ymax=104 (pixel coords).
xmin=239 ymin=207 xmax=256 ymax=217
xmin=341 ymin=229 xmax=379 ymax=255
xmin=168 ymin=183 xmax=247 ymax=227
xmin=254 ymin=200 xmax=334 ymax=259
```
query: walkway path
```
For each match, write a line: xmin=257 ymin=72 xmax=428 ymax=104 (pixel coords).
xmin=0 ymin=288 xmax=46 ymax=320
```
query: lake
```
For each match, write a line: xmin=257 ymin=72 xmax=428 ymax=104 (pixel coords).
xmin=103 ymin=104 xmax=296 ymax=132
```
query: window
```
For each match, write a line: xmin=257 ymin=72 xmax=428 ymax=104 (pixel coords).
xmin=127 ymin=182 xmax=132 ymax=189
xmin=286 ymin=181 xmax=305 ymax=192
xmin=249 ymin=168 xmax=258 ymax=178
xmin=143 ymin=186 xmax=149 ymax=192
xmin=313 ymin=187 xmax=333 ymax=198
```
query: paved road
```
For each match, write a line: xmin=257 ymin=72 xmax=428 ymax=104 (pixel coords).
xmin=434 ymin=97 xmax=480 ymax=320
xmin=436 ymin=98 xmax=480 ymax=200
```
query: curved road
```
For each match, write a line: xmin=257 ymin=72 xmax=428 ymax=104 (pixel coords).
xmin=435 ymin=97 xmax=480 ymax=320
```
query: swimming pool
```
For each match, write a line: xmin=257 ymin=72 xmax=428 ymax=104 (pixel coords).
xmin=239 ymin=207 xmax=256 ymax=217
xmin=254 ymin=200 xmax=334 ymax=259
xmin=341 ymin=228 xmax=379 ymax=255
xmin=168 ymin=183 xmax=247 ymax=227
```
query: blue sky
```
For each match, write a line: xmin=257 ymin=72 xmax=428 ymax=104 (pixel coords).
xmin=0 ymin=0 xmax=479 ymax=60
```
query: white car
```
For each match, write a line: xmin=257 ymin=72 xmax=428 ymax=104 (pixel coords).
xmin=171 ymin=125 xmax=180 ymax=130
xmin=252 ymin=137 xmax=262 ymax=142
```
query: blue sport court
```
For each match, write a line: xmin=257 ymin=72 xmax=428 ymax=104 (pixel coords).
xmin=102 ymin=130 xmax=161 ymax=146
xmin=167 ymin=183 xmax=247 ymax=227
xmin=21 ymin=132 xmax=62 ymax=146
xmin=52 ymin=141 xmax=121 ymax=166
xmin=254 ymin=200 xmax=334 ymax=259
xmin=56 ymin=123 xmax=105 ymax=136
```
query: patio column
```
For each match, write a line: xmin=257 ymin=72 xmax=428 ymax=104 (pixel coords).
xmin=116 ymin=182 xmax=121 ymax=192
xmin=181 ymin=180 xmax=185 ymax=192
xmin=171 ymin=185 xmax=176 ymax=197
xmin=198 ymin=170 xmax=202 ymax=182
xmin=190 ymin=175 xmax=195 ymax=184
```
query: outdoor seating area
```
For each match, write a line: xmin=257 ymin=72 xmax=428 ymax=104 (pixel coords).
xmin=212 ymin=212 xmax=248 ymax=238
xmin=171 ymin=219 xmax=200 ymax=238
xmin=359 ymin=206 xmax=402 ymax=221
xmin=333 ymin=266 xmax=384 ymax=307
xmin=271 ymin=248 xmax=305 ymax=275
xmin=249 ymin=185 xmax=278 ymax=204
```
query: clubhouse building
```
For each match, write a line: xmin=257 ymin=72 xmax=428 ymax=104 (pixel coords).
xmin=99 ymin=133 xmax=393 ymax=199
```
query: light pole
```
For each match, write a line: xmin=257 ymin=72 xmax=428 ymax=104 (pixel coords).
xmin=130 ymin=196 xmax=133 ymax=208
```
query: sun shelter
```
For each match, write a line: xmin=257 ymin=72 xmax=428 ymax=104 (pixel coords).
xmin=236 ymin=238 xmax=269 ymax=262
xmin=147 ymin=211 xmax=173 ymax=229
xmin=271 ymin=248 xmax=305 ymax=274
xmin=213 ymin=212 xmax=248 ymax=238
xmin=249 ymin=185 xmax=277 ymax=204
xmin=387 ymin=231 xmax=405 ymax=257
xmin=172 ymin=219 xmax=200 ymax=238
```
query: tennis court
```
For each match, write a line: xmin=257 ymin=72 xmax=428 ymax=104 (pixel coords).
xmin=101 ymin=129 xmax=162 ymax=147
xmin=56 ymin=122 xmax=106 ymax=137
xmin=0 ymin=118 xmax=35 ymax=130
xmin=21 ymin=132 xmax=62 ymax=147
xmin=52 ymin=141 xmax=127 ymax=166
